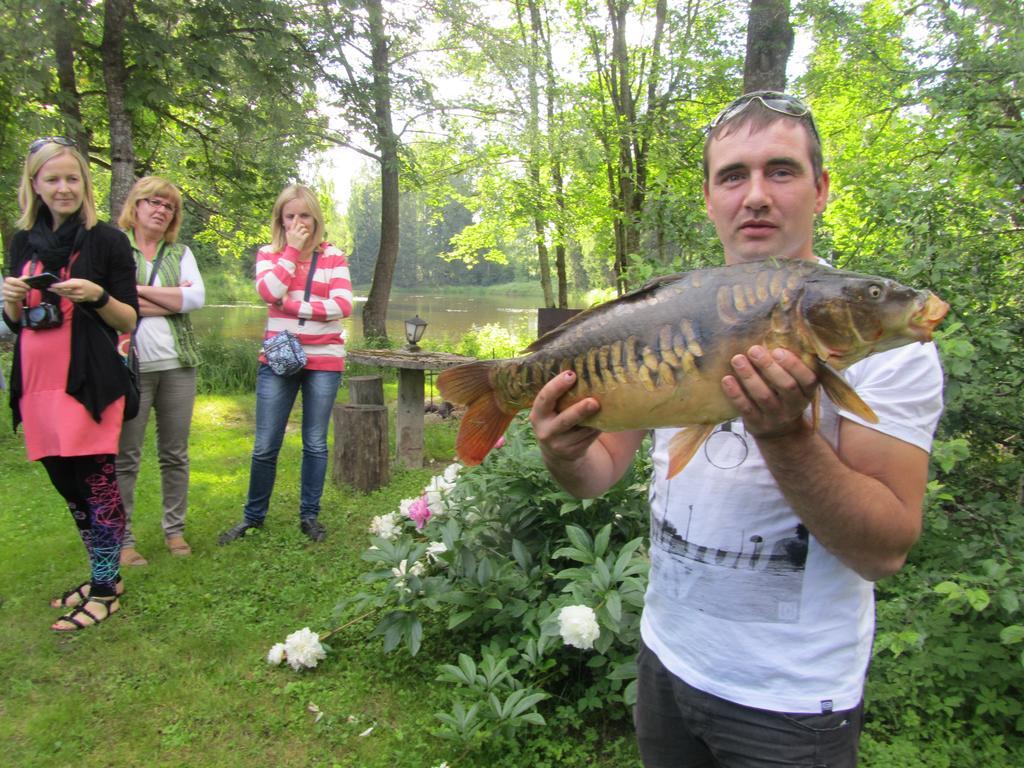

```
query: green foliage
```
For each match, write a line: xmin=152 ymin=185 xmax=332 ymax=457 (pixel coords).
xmin=196 ymin=337 xmax=259 ymax=394
xmin=342 ymin=417 xmax=651 ymax=755
xmin=453 ymin=323 xmax=529 ymax=359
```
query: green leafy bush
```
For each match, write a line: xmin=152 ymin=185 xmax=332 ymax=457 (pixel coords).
xmin=196 ymin=336 xmax=259 ymax=394
xmin=340 ymin=416 xmax=650 ymax=751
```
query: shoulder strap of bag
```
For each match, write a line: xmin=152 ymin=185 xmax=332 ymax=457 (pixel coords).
xmin=297 ymin=249 xmax=318 ymax=328
xmin=147 ymin=242 xmax=169 ymax=286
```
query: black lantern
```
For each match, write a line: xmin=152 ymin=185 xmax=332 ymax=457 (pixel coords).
xmin=404 ymin=314 xmax=427 ymax=350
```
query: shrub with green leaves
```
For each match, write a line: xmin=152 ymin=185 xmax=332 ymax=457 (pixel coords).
xmin=340 ymin=416 xmax=650 ymax=747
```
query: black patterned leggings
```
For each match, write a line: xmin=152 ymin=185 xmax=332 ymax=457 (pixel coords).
xmin=40 ymin=454 xmax=125 ymax=598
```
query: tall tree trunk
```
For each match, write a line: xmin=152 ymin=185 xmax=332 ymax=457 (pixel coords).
xmin=102 ymin=0 xmax=135 ymax=219
xmin=743 ymin=0 xmax=794 ymax=93
xmin=49 ymin=1 xmax=89 ymax=158
xmin=600 ymin=0 xmax=665 ymax=294
xmin=524 ymin=0 xmax=553 ymax=308
xmin=540 ymin=1 xmax=569 ymax=308
xmin=361 ymin=0 xmax=400 ymax=342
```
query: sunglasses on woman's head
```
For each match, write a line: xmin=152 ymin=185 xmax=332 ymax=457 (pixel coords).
xmin=709 ymin=91 xmax=820 ymax=143
xmin=29 ymin=136 xmax=76 ymax=154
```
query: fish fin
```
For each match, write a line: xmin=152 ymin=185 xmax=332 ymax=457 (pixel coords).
xmin=437 ymin=360 xmax=499 ymax=406
xmin=666 ymin=424 xmax=717 ymax=479
xmin=523 ymin=273 xmax=688 ymax=353
xmin=639 ymin=272 xmax=688 ymax=291
xmin=437 ymin=361 xmax=515 ymax=465
xmin=817 ymin=362 xmax=879 ymax=424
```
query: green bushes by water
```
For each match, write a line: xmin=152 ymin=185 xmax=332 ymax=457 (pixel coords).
xmin=196 ymin=337 xmax=259 ymax=394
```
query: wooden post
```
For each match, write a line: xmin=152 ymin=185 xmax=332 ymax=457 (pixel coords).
xmin=332 ymin=404 xmax=390 ymax=492
xmin=537 ymin=307 xmax=582 ymax=338
xmin=348 ymin=375 xmax=384 ymax=405
xmin=396 ymin=368 xmax=425 ymax=468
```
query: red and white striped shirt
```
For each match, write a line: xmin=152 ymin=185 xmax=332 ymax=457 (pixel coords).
xmin=256 ymin=243 xmax=353 ymax=372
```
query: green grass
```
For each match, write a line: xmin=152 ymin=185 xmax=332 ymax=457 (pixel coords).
xmin=0 ymin=386 xmax=638 ymax=767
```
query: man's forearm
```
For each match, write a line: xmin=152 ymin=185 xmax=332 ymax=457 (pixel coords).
xmin=755 ymin=425 xmax=922 ymax=581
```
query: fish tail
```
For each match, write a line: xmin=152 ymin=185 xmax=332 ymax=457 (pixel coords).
xmin=437 ymin=361 xmax=516 ymax=465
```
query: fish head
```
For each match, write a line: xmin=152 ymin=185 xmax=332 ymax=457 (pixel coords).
xmin=799 ymin=271 xmax=948 ymax=369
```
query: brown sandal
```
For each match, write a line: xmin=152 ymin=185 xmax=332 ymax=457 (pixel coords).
xmin=166 ymin=535 xmax=192 ymax=556
xmin=51 ymin=595 xmax=120 ymax=632
xmin=120 ymin=547 xmax=148 ymax=566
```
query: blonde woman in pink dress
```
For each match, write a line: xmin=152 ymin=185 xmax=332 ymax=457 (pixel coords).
xmin=1 ymin=138 xmax=138 ymax=631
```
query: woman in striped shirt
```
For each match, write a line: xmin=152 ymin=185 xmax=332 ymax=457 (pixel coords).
xmin=219 ymin=185 xmax=353 ymax=545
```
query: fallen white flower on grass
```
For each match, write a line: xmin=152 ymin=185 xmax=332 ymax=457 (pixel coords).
xmin=359 ymin=725 xmax=375 ymax=737
xmin=283 ymin=627 xmax=327 ymax=670
xmin=369 ymin=512 xmax=402 ymax=540
xmin=557 ymin=604 xmax=600 ymax=650
xmin=307 ymin=702 xmax=324 ymax=723
xmin=266 ymin=643 xmax=286 ymax=666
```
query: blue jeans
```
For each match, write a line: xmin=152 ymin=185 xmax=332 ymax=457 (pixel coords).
xmin=634 ymin=640 xmax=863 ymax=767
xmin=243 ymin=364 xmax=341 ymax=524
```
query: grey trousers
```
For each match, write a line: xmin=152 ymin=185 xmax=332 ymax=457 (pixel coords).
xmin=116 ymin=366 xmax=197 ymax=547
xmin=634 ymin=640 xmax=864 ymax=768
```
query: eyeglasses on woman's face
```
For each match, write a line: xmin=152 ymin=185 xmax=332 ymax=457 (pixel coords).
xmin=141 ymin=197 xmax=176 ymax=214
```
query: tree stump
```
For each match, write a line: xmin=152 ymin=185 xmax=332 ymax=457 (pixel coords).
xmin=348 ymin=375 xmax=384 ymax=405
xmin=332 ymin=403 xmax=389 ymax=492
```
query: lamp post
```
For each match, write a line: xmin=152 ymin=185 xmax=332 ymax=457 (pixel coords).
xmin=404 ymin=314 xmax=427 ymax=351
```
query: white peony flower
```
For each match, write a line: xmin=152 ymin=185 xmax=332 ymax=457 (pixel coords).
xmin=443 ymin=463 xmax=461 ymax=484
xmin=424 ymin=471 xmax=457 ymax=517
xmin=557 ymin=605 xmax=600 ymax=650
xmin=369 ymin=512 xmax=401 ymax=540
xmin=283 ymin=627 xmax=327 ymax=670
xmin=426 ymin=541 xmax=448 ymax=564
xmin=391 ymin=559 xmax=425 ymax=579
xmin=266 ymin=643 xmax=286 ymax=666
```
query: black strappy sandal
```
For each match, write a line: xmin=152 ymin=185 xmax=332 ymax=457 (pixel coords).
xmin=51 ymin=595 xmax=120 ymax=632
xmin=49 ymin=578 xmax=124 ymax=610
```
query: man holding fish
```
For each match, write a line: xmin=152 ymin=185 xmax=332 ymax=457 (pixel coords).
xmin=530 ymin=93 xmax=945 ymax=766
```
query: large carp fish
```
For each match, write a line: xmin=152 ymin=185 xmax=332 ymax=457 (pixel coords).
xmin=437 ymin=259 xmax=948 ymax=477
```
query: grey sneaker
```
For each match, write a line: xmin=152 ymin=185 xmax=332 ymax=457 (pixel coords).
xmin=300 ymin=518 xmax=326 ymax=542
xmin=218 ymin=520 xmax=263 ymax=546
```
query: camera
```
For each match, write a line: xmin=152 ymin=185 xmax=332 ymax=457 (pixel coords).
xmin=21 ymin=302 xmax=63 ymax=330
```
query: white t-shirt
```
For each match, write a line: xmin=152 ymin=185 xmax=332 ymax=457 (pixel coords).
xmin=640 ymin=341 xmax=944 ymax=713
xmin=135 ymin=245 xmax=205 ymax=371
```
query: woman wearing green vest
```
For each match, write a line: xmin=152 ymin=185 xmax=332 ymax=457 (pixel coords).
xmin=115 ymin=177 xmax=205 ymax=565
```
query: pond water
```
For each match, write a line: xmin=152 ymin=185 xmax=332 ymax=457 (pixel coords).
xmin=190 ymin=287 xmax=551 ymax=348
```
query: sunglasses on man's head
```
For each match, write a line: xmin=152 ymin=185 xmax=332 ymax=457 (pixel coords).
xmin=29 ymin=136 xmax=76 ymax=154
xmin=709 ymin=91 xmax=820 ymax=143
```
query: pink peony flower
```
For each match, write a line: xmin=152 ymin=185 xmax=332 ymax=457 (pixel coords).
xmin=407 ymin=494 xmax=432 ymax=530
xmin=493 ymin=435 xmax=506 ymax=449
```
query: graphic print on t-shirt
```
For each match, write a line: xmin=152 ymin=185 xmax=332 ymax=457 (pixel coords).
xmin=650 ymin=493 xmax=809 ymax=624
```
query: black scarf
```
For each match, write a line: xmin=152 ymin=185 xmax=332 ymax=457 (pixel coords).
xmin=25 ymin=208 xmax=84 ymax=305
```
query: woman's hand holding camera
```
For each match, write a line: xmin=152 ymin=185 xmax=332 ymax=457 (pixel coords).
xmin=3 ymin=276 xmax=30 ymax=305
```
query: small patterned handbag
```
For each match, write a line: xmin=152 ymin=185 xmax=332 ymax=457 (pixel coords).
xmin=263 ymin=330 xmax=307 ymax=376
